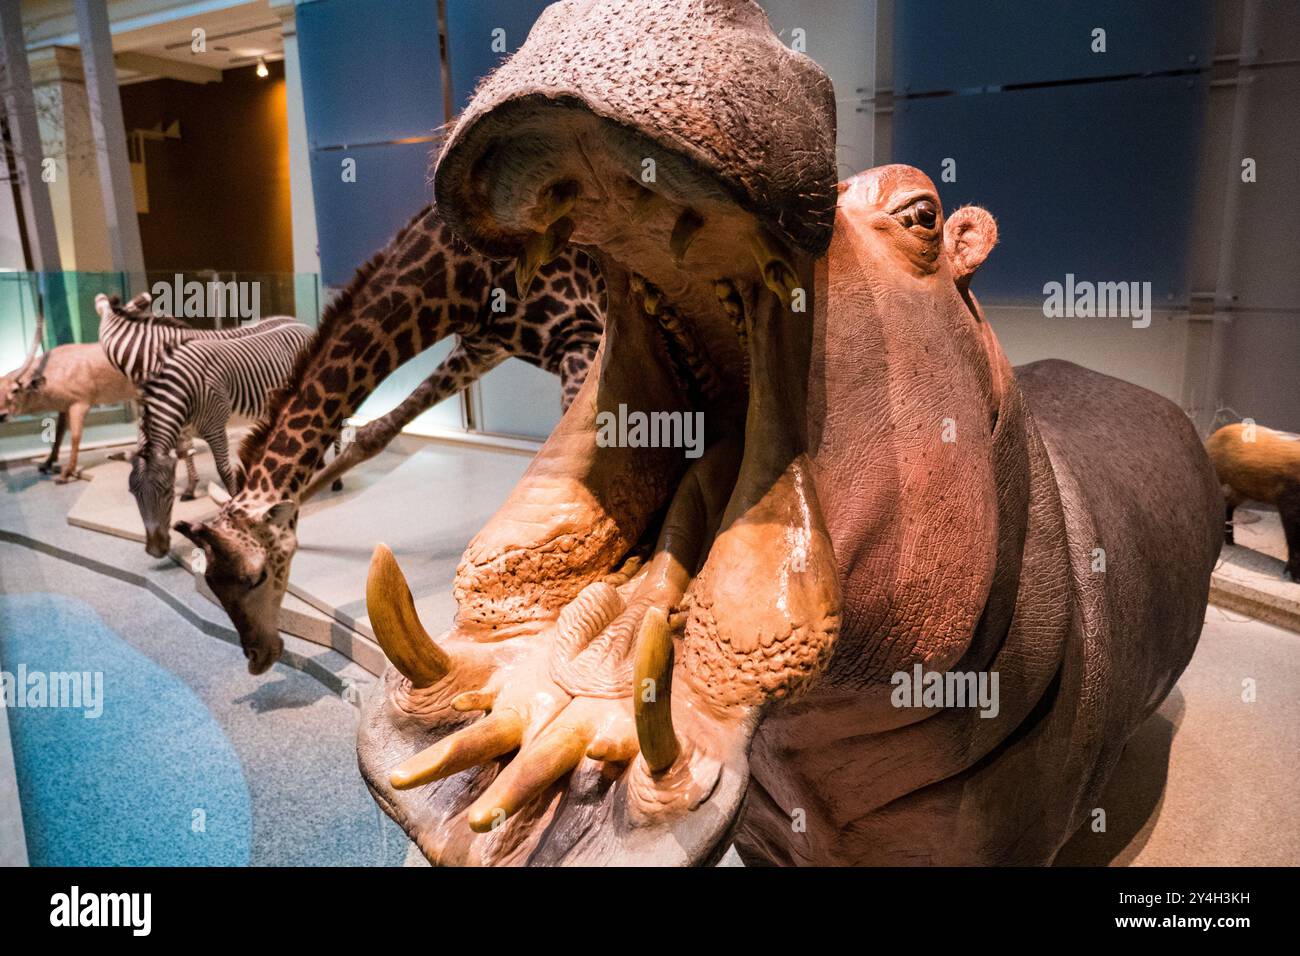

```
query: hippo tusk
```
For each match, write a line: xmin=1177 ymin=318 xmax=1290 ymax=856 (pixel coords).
xmin=366 ymin=544 xmax=452 ymax=687
xmin=669 ymin=208 xmax=704 ymax=265
xmin=515 ymin=216 xmax=575 ymax=296
xmin=633 ymin=607 xmax=680 ymax=774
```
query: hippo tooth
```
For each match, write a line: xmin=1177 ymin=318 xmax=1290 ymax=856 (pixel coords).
xmin=389 ymin=709 xmax=525 ymax=790
xmin=633 ymin=607 xmax=681 ymax=774
xmin=669 ymin=208 xmax=705 ymax=265
xmin=539 ymin=178 xmax=580 ymax=223
xmin=366 ymin=544 xmax=453 ymax=687
xmin=515 ymin=216 xmax=575 ymax=295
xmin=466 ymin=720 xmax=591 ymax=833
xmin=747 ymin=229 xmax=800 ymax=308
xmin=642 ymin=281 xmax=663 ymax=316
xmin=714 ymin=277 xmax=745 ymax=319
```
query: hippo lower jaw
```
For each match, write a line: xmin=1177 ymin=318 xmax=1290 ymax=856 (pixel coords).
xmin=355 ymin=0 xmax=846 ymax=865
xmin=358 ymin=237 xmax=840 ymax=864
xmin=357 ymin=138 xmax=846 ymax=865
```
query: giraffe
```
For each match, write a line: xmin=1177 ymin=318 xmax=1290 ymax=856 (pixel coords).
xmin=175 ymin=202 xmax=605 ymax=674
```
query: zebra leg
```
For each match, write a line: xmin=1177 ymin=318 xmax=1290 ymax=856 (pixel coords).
xmin=178 ymin=436 xmax=200 ymax=501
xmin=201 ymin=423 xmax=239 ymax=495
xmin=39 ymin=411 xmax=68 ymax=474
xmin=299 ymin=343 xmax=505 ymax=503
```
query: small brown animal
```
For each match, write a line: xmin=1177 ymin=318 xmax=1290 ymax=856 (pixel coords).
xmin=1206 ymin=422 xmax=1300 ymax=580
xmin=0 ymin=313 xmax=136 ymax=482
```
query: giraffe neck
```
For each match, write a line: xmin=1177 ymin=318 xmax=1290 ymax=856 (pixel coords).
xmin=241 ymin=205 xmax=492 ymax=505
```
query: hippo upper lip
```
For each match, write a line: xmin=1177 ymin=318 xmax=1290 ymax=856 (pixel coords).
xmin=434 ymin=0 xmax=838 ymax=262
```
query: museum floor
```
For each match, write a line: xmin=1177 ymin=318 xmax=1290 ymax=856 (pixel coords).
xmin=1 ymin=435 xmax=1297 ymax=867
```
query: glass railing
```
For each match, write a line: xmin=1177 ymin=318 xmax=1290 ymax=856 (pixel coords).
xmin=0 ymin=270 xmax=324 ymax=363
xmin=1 ymin=269 xmax=564 ymax=445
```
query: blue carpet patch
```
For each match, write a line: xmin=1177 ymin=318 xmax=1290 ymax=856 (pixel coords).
xmin=0 ymin=593 xmax=252 ymax=865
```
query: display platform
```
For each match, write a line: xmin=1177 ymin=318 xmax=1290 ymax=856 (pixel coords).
xmin=1 ymin=431 xmax=1293 ymax=865
xmin=1211 ymin=507 xmax=1300 ymax=633
xmin=64 ymin=433 xmax=533 ymax=675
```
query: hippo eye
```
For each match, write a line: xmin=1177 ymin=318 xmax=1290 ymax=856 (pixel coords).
xmin=894 ymin=197 xmax=939 ymax=232
xmin=914 ymin=199 xmax=938 ymax=229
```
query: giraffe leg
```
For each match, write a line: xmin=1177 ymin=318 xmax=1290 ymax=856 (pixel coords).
xmin=300 ymin=342 xmax=505 ymax=502
xmin=39 ymin=411 xmax=67 ymax=474
xmin=558 ymin=344 xmax=598 ymax=412
xmin=330 ymin=439 xmax=344 ymax=492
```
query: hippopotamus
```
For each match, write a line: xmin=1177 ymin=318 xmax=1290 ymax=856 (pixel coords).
xmin=357 ymin=0 xmax=1221 ymax=865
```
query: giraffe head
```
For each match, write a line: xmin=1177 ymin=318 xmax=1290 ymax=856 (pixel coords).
xmin=176 ymin=498 xmax=297 ymax=674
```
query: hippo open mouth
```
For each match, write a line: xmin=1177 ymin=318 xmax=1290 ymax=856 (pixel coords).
xmin=357 ymin=0 xmax=842 ymax=865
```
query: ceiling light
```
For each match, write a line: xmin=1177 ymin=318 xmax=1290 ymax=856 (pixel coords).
xmin=256 ymin=57 xmax=268 ymax=78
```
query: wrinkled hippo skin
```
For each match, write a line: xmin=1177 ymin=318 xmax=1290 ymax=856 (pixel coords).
xmin=357 ymin=0 xmax=1222 ymax=866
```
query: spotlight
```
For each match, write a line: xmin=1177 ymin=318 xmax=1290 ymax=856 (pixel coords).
xmin=256 ymin=57 xmax=268 ymax=78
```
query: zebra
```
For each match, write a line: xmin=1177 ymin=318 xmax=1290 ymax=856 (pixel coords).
xmin=95 ymin=292 xmax=275 ymax=384
xmin=95 ymin=292 xmax=296 ymax=501
xmin=129 ymin=318 xmax=314 ymax=558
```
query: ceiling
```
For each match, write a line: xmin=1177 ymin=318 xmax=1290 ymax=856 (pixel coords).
xmin=22 ymin=0 xmax=286 ymax=84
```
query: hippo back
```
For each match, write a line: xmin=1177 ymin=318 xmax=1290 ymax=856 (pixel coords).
xmin=1013 ymin=358 xmax=1220 ymax=821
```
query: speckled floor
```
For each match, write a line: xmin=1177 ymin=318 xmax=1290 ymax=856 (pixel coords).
xmin=0 ymin=455 xmax=408 ymax=866
xmin=2 ymin=441 xmax=1298 ymax=868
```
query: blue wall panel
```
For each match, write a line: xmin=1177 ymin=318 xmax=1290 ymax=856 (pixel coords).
xmin=297 ymin=0 xmax=442 ymax=148
xmin=892 ymin=74 xmax=1207 ymax=304
xmin=895 ymin=0 xmax=1214 ymax=94
xmin=309 ymin=141 xmax=436 ymax=287
xmin=444 ymin=0 xmax=552 ymax=113
xmin=298 ymin=0 xmax=444 ymax=286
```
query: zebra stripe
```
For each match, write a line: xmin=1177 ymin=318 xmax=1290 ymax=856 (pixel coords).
xmin=138 ymin=319 xmax=313 ymax=494
xmin=94 ymin=293 xmax=283 ymax=386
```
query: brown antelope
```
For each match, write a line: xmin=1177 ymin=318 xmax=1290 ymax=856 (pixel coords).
xmin=1207 ymin=422 xmax=1300 ymax=580
xmin=0 ymin=311 xmax=136 ymax=482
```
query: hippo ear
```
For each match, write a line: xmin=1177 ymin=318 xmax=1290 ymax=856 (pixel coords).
xmin=944 ymin=205 xmax=998 ymax=290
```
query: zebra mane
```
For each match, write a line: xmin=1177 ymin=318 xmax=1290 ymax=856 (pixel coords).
xmin=135 ymin=363 xmax=171 ymax=456
xmin=237 ymin=203 xmax=436 ymax=475
xmin=107 ymin=294 xmax=192 ymax=330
